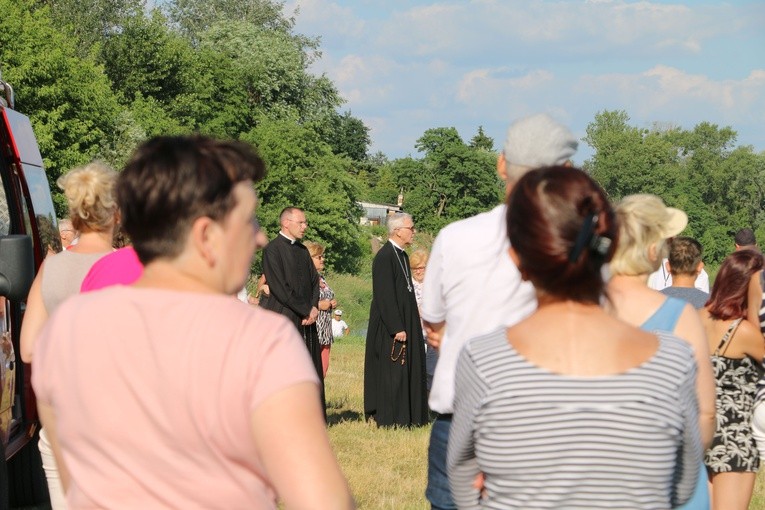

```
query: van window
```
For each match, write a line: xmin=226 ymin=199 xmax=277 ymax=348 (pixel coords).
xmin=21 ymin=163 xmax=60 ymax=254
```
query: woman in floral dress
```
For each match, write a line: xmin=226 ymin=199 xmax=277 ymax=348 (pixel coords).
xmin=306 ymin=241 xmax=337 ymax=377
xmin=701 ymin=249 xmax=765 ymax=510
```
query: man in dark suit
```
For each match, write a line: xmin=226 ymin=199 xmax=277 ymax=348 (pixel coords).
xmin=364 ymin=212 xmax=428 ymax=427
xmin=260 ymin=206 xmax=324 ymax=412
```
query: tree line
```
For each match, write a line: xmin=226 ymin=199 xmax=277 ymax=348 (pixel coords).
xmin=585 ymin=110 xmax=765 ymax=266
xmin=1 ymin=1 xmax=761 ymax=272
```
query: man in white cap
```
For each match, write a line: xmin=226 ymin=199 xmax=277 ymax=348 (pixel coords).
xmin=421 ymin=113 xmax=578 ymax=509
xmin=331 ymin=309 xmax=349 ymax=338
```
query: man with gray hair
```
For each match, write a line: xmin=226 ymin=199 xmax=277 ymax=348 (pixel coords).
xmin=421 ymin=113 xmax=578 ymax=509
xmin=364 ymin=212 xmax=429 ymax=427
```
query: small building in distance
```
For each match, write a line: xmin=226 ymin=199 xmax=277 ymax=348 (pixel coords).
xmin=358 ymin=191 xmax=404 ymax=226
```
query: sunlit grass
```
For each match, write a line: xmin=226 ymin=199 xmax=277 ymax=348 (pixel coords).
xmin=325 ymin=336 xmax=765 ymax=510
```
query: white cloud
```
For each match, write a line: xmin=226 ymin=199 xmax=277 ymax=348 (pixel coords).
xmin=457 ymin=69 xmax=555 ymax=104
xmin=288 ymin=1 xmax=765 ymax=158
xmin=287 ymin=0 xmax=365 ymax=40
xmin=578 ymin=66 xmax=765 ymax=123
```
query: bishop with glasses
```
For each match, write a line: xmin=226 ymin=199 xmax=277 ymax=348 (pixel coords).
xmin=364 ymin=212 xmax=428 ymax=427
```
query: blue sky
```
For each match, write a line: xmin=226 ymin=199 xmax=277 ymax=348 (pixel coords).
xmin=284 ymin=0 xmax=765 ymax=164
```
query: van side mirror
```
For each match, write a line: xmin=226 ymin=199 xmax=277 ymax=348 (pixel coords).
xmin=0 ymin=235 xmax=34 ymax=301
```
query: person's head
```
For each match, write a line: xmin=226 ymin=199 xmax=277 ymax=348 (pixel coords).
xmin=387 ymin=212 xmax=415 ymax=247
xmin=333 ymin=309 xmax=343 ymax=320
xmin=305 ymin=241 xmax=325 ymax=272
xmin=409 ymin=249 xmax=429 ymax=283
xmin=57 ymin=218 xmax=77 ymax=249
xmin=667 ymin=236 xmax=704 ymax=278
xmin=706 ymin=249 xmax=764 ymax=320
xmin=507 ymin=166 xmax=617 ymax=304
xmin=57 ymin=162 xmax=118 ymax=234
xmin=280 ymin=207 xmax=307 ymax=240
xmin=498 ymin=113 xmax=578 ymax=197
xmin=734 ymin=228 xmax=757 ymax=250
xmin=117 ymin=135 xmax=266 ymax=291
xmin=609 ymin=194 xmax=687 ymax=277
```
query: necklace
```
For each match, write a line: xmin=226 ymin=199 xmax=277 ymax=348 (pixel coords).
xmin=392 ymin=246 xmax=413 ymax=292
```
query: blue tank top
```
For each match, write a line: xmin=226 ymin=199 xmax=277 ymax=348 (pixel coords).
xmin=640 ymin=297 xmax=686 ymax=332
xmin=641 ymin=296 xmax=709 ymax=510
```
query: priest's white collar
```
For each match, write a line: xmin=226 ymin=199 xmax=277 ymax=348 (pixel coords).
xmin=389 ymin=239 xmax=404 ymax=251
xmin=279 ymin=231 xmax=296 ymax=244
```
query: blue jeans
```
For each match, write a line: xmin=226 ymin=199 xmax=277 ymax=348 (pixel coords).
xmin=426 ymin=414 xmax=456 ymax=510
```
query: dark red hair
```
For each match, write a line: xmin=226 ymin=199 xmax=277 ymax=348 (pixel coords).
xmin=507 ymin=166 xmax=618 ymax=304
xmin=706 ymin=249 xmax=764 ymax=320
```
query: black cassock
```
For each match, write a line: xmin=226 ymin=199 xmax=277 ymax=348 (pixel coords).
xmin=364 ymin=241 xmax=428 ymax=427
xmin=260 ymin=234 xmax=325 ymax=413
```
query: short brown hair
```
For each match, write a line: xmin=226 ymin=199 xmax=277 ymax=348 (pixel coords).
xmin=118 ymin=136 xmax=266 ymax=264
xmin=667 ymin=236 xmax=703 ymax=277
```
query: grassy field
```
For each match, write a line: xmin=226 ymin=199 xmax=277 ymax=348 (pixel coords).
xmin=325 ymin=335 xmax=765 ymax=510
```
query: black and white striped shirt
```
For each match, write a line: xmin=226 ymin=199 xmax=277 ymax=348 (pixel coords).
xmin=448 ymin=329 xmax=701 ymax=509
xmin=755 ymin=281 xmax=765 ymax=406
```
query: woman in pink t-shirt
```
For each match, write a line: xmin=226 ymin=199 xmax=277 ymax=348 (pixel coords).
xmin=32 ymin=136 xmax=355 ymax=509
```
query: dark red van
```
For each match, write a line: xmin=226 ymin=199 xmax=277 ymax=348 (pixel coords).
xmin=0 ymin=76 xmax=57 ymax=508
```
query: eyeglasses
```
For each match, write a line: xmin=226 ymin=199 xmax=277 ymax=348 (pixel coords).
xmin=397 ymin=225 xmax=416 ymax=233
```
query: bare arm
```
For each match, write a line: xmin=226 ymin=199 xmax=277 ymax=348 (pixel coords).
xmin=676 ymin=304 xmax=715 ymax=448
xmin=251 ymin=382 xmax=354 ymax=509
xmin=423 ymin=320 xmax=445 ymax=349
xmin=20 ymin=262 xmax=48 ymax=363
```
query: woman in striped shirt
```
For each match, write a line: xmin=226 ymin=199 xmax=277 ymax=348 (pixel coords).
xmin=448 ymin=166 xmax=702 ymax=509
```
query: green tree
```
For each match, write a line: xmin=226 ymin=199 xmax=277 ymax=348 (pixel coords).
xmin=583 ymin=110 xmax=764 ymax=266
xmin=323 ymin=110 xmax=371 ymax=162
xmin=389 ymin=127 xmax=501 ymax=232
xmin=242 ymin=119 xmax=363 ymax=273
xmin=1 ymin=0 xmax=125 ymax=215
xmin=469 ymin=125 xmax=494 ymax=151
xmin=38 ymin=0 xmax=143 ymax=56
xmin=195 ymin=20 xmax=342 ymax=138
xmin=166 ymin=0 xmax=294 ymax=43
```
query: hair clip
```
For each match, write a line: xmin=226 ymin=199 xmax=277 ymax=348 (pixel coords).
xmin=569 ymin=213 xmax=598 ymax=263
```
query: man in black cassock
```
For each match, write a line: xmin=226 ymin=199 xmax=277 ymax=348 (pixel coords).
xmin=364 ymin=212 xmax=428 ymax=427
xmin=260 ymin=206 xmax=325 ymax=412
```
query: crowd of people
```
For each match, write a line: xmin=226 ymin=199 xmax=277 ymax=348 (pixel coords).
xmin=21 ymin=114 xmax=765 ymax=509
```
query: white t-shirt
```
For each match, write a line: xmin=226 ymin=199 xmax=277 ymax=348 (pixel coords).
xmin=421 ymin=204 xmax=537 ymax=414
xmin=331 ymin=318 xmax=348 ymax=338
xmin=647 ymin=258 xmax=710 ymax=292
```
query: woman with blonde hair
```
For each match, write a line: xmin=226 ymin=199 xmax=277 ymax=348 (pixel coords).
xmin=20 ymin=161 xmax=119 ymax=508
xmin=305 ymin=241 xmax=337 ymax=377
xmin=607 ymin=193 xmax=715 ymax=510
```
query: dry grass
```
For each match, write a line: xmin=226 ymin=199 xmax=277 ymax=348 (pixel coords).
xmin=325 ymin=336 xmax=765 ymax=510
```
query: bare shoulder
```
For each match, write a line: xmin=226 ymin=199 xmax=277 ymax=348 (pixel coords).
xmin=737 ymin=318 xmax=763 ymax=341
